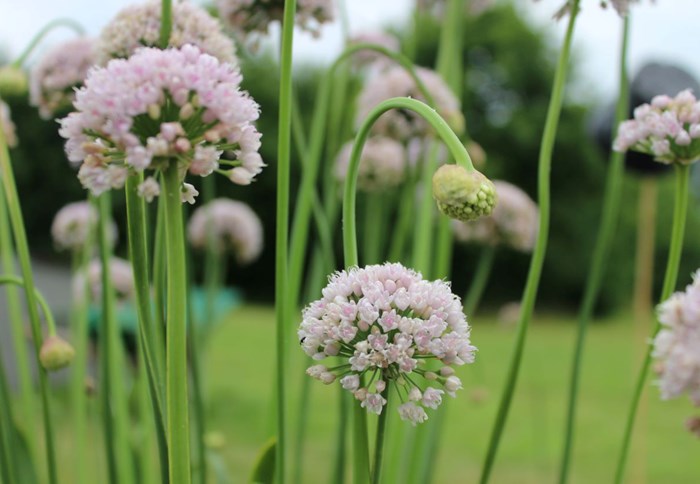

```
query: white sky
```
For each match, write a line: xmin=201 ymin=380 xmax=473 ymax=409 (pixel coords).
xmin=0 ymin=0 xmax=698 ymax=104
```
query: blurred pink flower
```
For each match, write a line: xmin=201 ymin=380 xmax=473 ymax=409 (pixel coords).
xmin=217 ymin=0 xmax=334 ymax=38
xmin=51 ymin=201 xmax=117 ymax=252
xmin=334 ymin=136 xmax=406 ymax=192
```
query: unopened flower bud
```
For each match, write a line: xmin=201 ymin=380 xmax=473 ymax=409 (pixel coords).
xmin=439 ymin=366 xmax=455 ymax=377
xmin=39 ymin=336 xmax=75 ymax=371
xmin=320 ymin=372 xmax=336 ymax=384
xmin=354 ymin=387 xmax=368 ymax=401
xmin=425 ymin=371 xmax=438 ymax=381
xmin=444 ymin=375 xmax=463 ymax=397
xmin=408 ymin=387 xmax=422 ymax=401
xmin=179 ymin=103 xmax=195 ymax=120
xmin=375 ymin=380 xmax=386 ymax=393
xmin=324 ymin=341 xmax=340 ymax=356
xmin=432 ymin=164 xmax=496 ymax=222
xmin=306 ymin=364 xmax=327 ymax=379
xmin=0 ymin=65 xmax=28 ymax=97
xmin=148 ymin=104 xmax=161 ymax=120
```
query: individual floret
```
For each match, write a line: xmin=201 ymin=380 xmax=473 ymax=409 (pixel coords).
xmin=187 ymin=198 xmax=263 ymax=264
xmin=59 ymin=45 xmax=263 ymax=200
xmin=30 ymin=37 xmax=97 ymax=119
xmin=299 ymin=262 xmax=477 ymax=423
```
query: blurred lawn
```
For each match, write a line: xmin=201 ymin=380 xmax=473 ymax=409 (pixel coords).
xmin=52 ymin=305 xmax=699 ymax=483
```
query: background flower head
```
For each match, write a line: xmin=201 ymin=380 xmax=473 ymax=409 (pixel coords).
xmin=334 ymin=136 xmax=406 ymax=192
xmin=51 ymin=201 xmax=117 ymax=252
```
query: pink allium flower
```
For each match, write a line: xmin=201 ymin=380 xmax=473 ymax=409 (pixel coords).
xmin=217 ymin=0 xmax=334 ymax=38
xmin=652 ymin=269 xmax=700 ymax=405
xmin=0 ymin=98 xmax=17 ymax=147
xmin=51 ymin=201 xmax=117 ymax=252
xmin=299 ymin=262 xmax=476 ymax=422
xmin=347 ymin=32 xmax=400 ymax=68
xmin=452 ymin=180 xmax=538 ymax=252
xmin=30 ymin=37 xmax=97 ymax=119
xmin=357 ymin=66 xmax=463 ymax=139
xmin=334 ymin=136 xmax=407 ymax=191
xmin=614 ymin=89 xmax=700 ymax=164
xmin=98 ymin=2 xmax=237 ymax=65
xmin=187 ymin=198 xmax=263 ymax=264
xmin=59 ymin=45 xmax=263 ymax=199
xmin=73 ymin=257 xmax=135 ymax=304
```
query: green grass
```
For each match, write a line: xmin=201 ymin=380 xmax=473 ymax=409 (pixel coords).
xmin=48 ymin=305 xmax=699 ymax=483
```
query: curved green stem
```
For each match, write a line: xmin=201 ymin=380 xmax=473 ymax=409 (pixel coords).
xmin=613 ymin=162 xmax=690 ymax=483
xmin=0 ymin=276 xmax=58 ymax=330
xmin=371 ymin=388 xmax=390 ymax=484
xmin=559 ymin=16 xmax=630 ymax=484
xmin=343 ymin=97 xmax=473 ymax=267
xmin=12 ymin=18 xmax=85 ymax=67
xmin=0 ymin=115 xmax=57 ymax=484
xmin=159 ymin=0 xmax=173 ymax=49
xmin=162 ymin=163 xmax=191 ymax=484
xmin=479 ymin=3 xmax=580 ymax=482
xmin=464 ymin=245 xmax=496 ymax=315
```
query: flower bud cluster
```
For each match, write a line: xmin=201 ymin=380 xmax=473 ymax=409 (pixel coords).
xmin=98 ymin=2 xmax=237 ymax=65
xmin=453 ymin=180 xmax=537 ymax=252
xmin=217 ymin=0 xmax=334 ymax=38
xmin=30 ymin=38 xmax=97 ymax=119
xmin=432 ymin=165 xmax=496 ymax=222
xmin=59 ymin=45 xmax=263 ymax=200
xmin=299 ymin=262 xmax=476 ymax=424
xmin=187 ymin=198 xmax=264 ymax=264
xmin=652 ymin=269 xmax=700 ymax=406
xmin=614 ymin=89 xmax=700 ymax=164
xmin=334 ymin=136 xmax=406 ymax=192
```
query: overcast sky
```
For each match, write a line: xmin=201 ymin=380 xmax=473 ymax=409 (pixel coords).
xmin=0 ymin=0 xmax=697 ymax=105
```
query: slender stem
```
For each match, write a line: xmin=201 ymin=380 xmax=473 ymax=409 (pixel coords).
xmin=0 ymin=181 xmax=36 ymax=457
xmin=613 ymin=163 xmax=690 ymax=483
xmin=332 ymin=386 xmax=349 ymax=484
xmin=433 ymin=215 xmax=454 ymax=280
xmin=388 ymin=160 xmax=422 ymax=263
xmin=0 ymin=276 xmax=58 ymax=327
xmin=632 ymin=178 xmax=657 ymax=318
xmin=159 ymin=0 xmax=173 ymax=49
xmin=371 ymin=388 xmax=390 ymax=484
xmin=411 ymin=140 xmax=440 ymax=274
xmin=463 ymin=245 xmax=497 ymax=315
xmin=162 ymin=163 xmax=192 ymax=484
xmin=0 ymin=348 xmax=17 ymax=484
xmin=363 ymin=193 xmax=387 ymax=265
xmin=343 ymin=97 xmax=473 ymax=267
xmin=479 ymin=3 xmax=580 ymax=482
xmin=154 ymin=196 xmax=167 ymax=328
xmin=352 ymin=384 xmax=371 ymax=484
xmin=558 ymin=16 xmax=630 ymax=484
xmin=12 ymin=18 xmax=85 ymax=66
xmin=0 ymin=110 xmax=57 ymax=484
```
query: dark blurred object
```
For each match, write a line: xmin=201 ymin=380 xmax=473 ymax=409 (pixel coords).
xmin=592 ymin=62 xmax=700 ymax=176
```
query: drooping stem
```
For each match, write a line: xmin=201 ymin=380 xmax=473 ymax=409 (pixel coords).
xmin=479 ymin=3 xmax=580 ymax=482
xmin=559 ymin=16 xmax=629 ymax=484
xmin=613 ymin=162 xmax=690 ymax=483
xmin=0 ymin=107 xmax=57 ymax=484
xmin=12 ymin=18 xmax=85 ymax=67
xmin=463 ymin=245 xmax=497 ymax=315
xmin=161 ymin=163 xmax=191 ymax=484
xmin=371 ymin=388 xmax=390 ymax=484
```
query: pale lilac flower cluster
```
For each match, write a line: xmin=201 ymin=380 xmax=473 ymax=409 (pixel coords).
xmin=187 ymin=198 xmax=263 ymax=264
xmin=453 ymin=180 xmax=538 ymax=252
xmin=217 ymin=0 xmax=334 ymax=38
xmin=30 ymin=38 xmax=97 ymax=119
xmin=98 ymin=2 xmax=237 ymax=65
xmin=357 ymin=66 xmax=463 ymax=139
xmin=614 ymin=89 xmax=700 ymax=164
xmin=348 ymin=32 xmax=400 ymax=68
xmin=299 ymin=262 xmax=476 ymax=424
xmin=334 ymin=137 xmax=406 ymax=192
xmin=59 ymin=45 xmax=263 ymax=199
xmin=73 ymin=257 xmax=135 ymax=304
xmin=51 ymin=201 xmax=117 ymax=252
xmin=652 ymin=270 xmax=700 ymax=405
xmin=0 ymin=98 xmax=17 ymax=147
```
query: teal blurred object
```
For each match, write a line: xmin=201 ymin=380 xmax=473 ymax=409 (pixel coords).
xmin=87 ymin=287 xmax=242 ymax=335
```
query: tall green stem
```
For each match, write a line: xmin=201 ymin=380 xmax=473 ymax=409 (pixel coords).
xmin=275 ymin=1 xmax=297 ymax=482
xmin=12 ymin=18 xmax=85 ymax=67
xmin=559 ymin=16 xmax=629 ymax=483
xmin=479 ymin=3 xmax=580 ymax=482
xmin=159 ymin=0 xmax=172 ymax=49
xmin=464 ymin=245 xmax=496 ymax=315
xmin=412 ymin=140 xmax=441 ymax=274
xmin=613 ymin=163 xmax=690 ymax=483
xmin=371 ymin=388 xmax=390 ymax=484
xmin=363 ymin=193 xmax=388 ymax=265
xmin=0 ymin=106 xmax=57 ymax=484
xmin=162 ymin=163 xmax=191 ymax=484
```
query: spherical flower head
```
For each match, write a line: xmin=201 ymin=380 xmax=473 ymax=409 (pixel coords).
xmin=299 ymin=262 xmax=477 ymax=421
xmin=59 ymin=45 xmax=263 ymax=200
xmin=73 ymin=257 xmax=135 ymax=304
xmin=39 ymin=335 xmax=76 ymax=371
xmin=614 ymin=89 xmax=700 ymax=165
xmin=51 ymin=201 xmax=118 ymax=252
xmin=453 ymin=180 xmax=537 ymax=252
xmin=357 ymin=66 xmax=463 ymax=140
xmin=334 ymin=136 xmax=407 ymax=192
xmin=652 ymin=269 xmax=700 ymax=405
xmin=432 ymin=165 xmax=496 ymax=222
xmin=98 ymin=2 xmax=237 ymax=65
xmin=347 ymin=32 xmax=400 ymax=69
xmin=187 ymin=198 xmax=264 ymax=264
xmin=0 ymin=98 xmax=18 ymax=147
xmin=30 ymin=37 xmax=97 ymax=120
xmin=0 ymin=65 xmax=28 ymax=98
xmin=217 ymin=0 xmax=334 ymax=39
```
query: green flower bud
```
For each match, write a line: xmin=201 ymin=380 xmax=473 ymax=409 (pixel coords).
xmin=39 ymin=336 xmax=75 ymax=371
xmin=432 ymin=164 xmax=496 ymax=222
xmin=0 ymin=66 xmax=28 ymax=98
